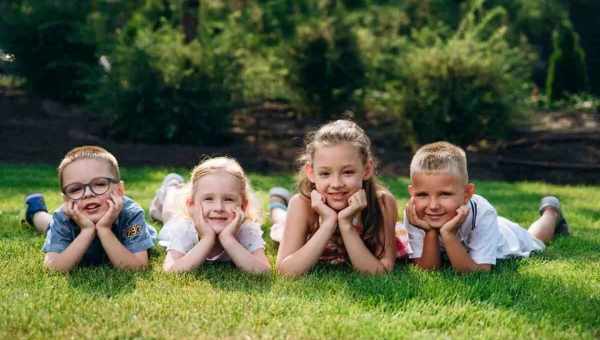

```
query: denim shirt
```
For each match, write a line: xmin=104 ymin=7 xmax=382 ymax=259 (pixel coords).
xmin=42 ymin=196 xmax=157 ymax=266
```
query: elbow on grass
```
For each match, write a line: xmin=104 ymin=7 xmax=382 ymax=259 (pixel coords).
xmin=276 ymin=262 xmax=305 ymax=278
xmin=44 ymin=256 xmax=72 ymax=273
xmin=453 ymin=263 xmax=492 ymax=274
xmin=163 ymin=261 xmax=187 ymax=273
xmin=245 ymin=262 xmax=271 ymax=275
xmin=118 ymin=262 xmax=148 ymax=271
xmin=413 ymin=259 xmax=440 ymax=271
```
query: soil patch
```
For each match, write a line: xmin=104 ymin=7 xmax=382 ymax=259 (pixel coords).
xmin=1 ymin=90 xmax=599 ymax=184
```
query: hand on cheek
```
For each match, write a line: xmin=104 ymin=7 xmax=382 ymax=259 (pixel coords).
xmin=65 ymin=199 xmax=95 ymax=230
xmin=440 ymin=205 xmax=469 ymax=235
xmin=192 ymin=203 xmax=216 ymax=238
xmin=310 ymin=190 xmax=337 ymax=223
xmin=222 ymin=207 xmax=244 ymax=237
xmin=338 ymin=189 xmax=367 ymax=225
xmin=97 ymin=192 xmax=123 ymax=230
xmin=406 ymin=197 xmax=432 ymax=231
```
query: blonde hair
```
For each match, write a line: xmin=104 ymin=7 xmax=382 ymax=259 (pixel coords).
xmin=58 ymin=145 xmax=120 ymax=187
xmin=186 ymin=156 xmax=262 ymax=224
xmin=297 ymin=119 xmax=387 ymax=258
xmin=410 ymin=141 xmax=469 ymax=183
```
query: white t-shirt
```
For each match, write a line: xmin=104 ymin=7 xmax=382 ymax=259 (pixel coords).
xmin=404 ymin=194 xmax=545 ymax=265
xmin=158 ymin=217 xmax=265 ymax=262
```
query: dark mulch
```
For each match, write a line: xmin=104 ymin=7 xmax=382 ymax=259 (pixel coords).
xmin=1 ymin=90 xmax=599 ymax=184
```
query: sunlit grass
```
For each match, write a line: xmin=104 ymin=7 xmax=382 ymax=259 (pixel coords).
xmin=0 ymin=163 xmax=598 ymax=339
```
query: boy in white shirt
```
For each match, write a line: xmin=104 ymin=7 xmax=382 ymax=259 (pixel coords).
xmin=404 ymin=141 xmax=569 ymax=273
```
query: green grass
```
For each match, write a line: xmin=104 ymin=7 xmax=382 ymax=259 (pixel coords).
xmin=1 ymin=163 xmax=598 ymax=339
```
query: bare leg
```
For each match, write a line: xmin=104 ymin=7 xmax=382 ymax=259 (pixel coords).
xmin=161 ymin=185 xmax=188 ymax=223
xmin=269 ymin=193 xmax=288 ymax=242
xmin=271 ymin=206 xmax=287 ymax=226
xmin=32 ymin=211 xmax=52 ymax=234
xmin=528 ymin=208 xmax=559 ymax=244
xmin=149 ymin=173 xmax=185 ymax=222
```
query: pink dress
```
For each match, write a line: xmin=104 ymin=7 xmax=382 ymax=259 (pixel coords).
xmin=308 ymin=221 xmax=412 ymax=265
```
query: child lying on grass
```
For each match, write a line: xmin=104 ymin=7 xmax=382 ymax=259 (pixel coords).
xmin=25 ymin=145 xmax=156 ymax=272
xmin=403 ymin=141 xmax=570 ymax=273
xmin=151 ymin=157 xmax=270 ymax=274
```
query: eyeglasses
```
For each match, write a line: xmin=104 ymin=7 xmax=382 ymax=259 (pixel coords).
xmin=62 ymin=177 xmax=119 ymax=200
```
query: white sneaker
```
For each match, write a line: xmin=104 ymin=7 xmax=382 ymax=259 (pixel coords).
xmin=150 ymin=173 xmax=184 ymax=222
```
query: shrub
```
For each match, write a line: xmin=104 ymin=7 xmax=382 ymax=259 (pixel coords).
xmin=374 ymin=2 xmax=534 ymax=148
xmin=0 ymin=1 xmax=97 ymax=102
xmin=87 ymin=23 xmax=237 ymax=145
xmin=287 ymin=18 xmax=367 ymax=120
xmin=545 ymin=20 xmax=589 ymax=102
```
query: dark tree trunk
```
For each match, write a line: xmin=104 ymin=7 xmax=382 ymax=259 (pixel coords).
xmin=182 ymin=0 xmax=199 ymax=43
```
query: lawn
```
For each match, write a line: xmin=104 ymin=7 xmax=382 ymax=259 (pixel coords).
xmin=0 ymin=163 xmax=598 ymax=339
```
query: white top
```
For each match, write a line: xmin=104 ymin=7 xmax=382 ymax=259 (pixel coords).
xmin=404 ymin=194 xmax=545 ymax=265
xmin=158 ymin=217 xmax=265 ymax=262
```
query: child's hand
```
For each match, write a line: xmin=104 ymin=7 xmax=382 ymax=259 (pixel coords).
xmin=440 ymin=205 xmax=469 ymax=235
xmin=338 ymin=189 xmax=367 ymax=226
xmin=190 ymin=204 xmax=216 ymax=239
xmin=96 ymin=192 xmax=123 ymax=230
xmin=310 ymin=190 xmax=337 ymax=223
xmin=221 ymin=207 xmax=244 ymax=237
xmin=64 ymin=200 xmax=95 ymax=230
xmin=406 ymin=197 xmax=432 ymax=231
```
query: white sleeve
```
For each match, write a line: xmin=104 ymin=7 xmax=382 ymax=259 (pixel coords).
xmin=402 ymin=210 xmax=426 ymax=259
xmin=237 ymin=222 xmax=266 ymax=253
xmin=157 ymin=218 xmax=198 ymax=254
xmin=466 ymin=207 xmax=501 ymax=265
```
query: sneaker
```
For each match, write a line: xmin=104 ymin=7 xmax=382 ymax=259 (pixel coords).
xmin=24 ymin=193 xmax=48 ymax=227
xmin=269 ymin=187 xmax=290 ymax=243
xmin=268 ymin=187 xmax=291 ymax=211
xmin=150 ymin=173 xmax=185 ymax=222
xmin=539 ymin=196 xmax=570 ymax=236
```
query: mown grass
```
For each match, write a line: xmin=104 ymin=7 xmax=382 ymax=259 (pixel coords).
xmin=0 ymin=163 xmax=598 ymax=339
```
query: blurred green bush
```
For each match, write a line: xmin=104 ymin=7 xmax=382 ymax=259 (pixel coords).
xmin=2 ymin=0 xmax=598 ymax=148
xmin=287 ymin=18 xmax=367 ymax=120
xmin=0 ymin=1 xmax=97 ymax=102
xmin=365 ymin=2 xmax=533 ymax=148
xmin=88 ymin=21 xmax=237 ymax=145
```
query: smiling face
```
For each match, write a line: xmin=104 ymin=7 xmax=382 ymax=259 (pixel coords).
xmin=188 ymin=172 xmax=245 ymax=233
xmin=409 ymin=171 xmax=474 ymax=228
xmin=61 ymin=158 xmax=122 ymax=223
xmin=307 ymin=142 xmax=372 ymax=211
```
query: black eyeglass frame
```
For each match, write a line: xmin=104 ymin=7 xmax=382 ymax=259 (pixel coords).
xmin=61 ymin=177 xmax=120 ymax=200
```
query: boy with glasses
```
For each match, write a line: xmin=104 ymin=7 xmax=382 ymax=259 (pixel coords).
xmin=24 ymin=146 xmax=156 ymax=272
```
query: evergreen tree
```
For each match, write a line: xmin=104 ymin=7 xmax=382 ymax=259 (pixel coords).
xmin=546 ymin=21 xmax=589 ymax=102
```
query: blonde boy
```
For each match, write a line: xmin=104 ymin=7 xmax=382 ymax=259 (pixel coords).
xmin=404 ymin=141 xmax=569 ymax=273
xmin=25 ymin=146 xmax=156 ymax=272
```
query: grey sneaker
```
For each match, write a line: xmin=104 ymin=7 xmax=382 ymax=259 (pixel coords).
xmin=539 ymin=196 xmax=570 ymax=236
xmin=268 ymin=187 xmax=291 ymax=211
xmin=150 ymin=173 xmax=185 ymax=221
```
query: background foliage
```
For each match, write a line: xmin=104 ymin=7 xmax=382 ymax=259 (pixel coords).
xmin=1 ymin=0 xmax=598 ymax=146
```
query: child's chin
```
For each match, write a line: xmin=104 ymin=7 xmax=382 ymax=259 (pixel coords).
xmin=426 ymin=219 xmax=450 ymax=228
xmin=326 ymin=200 xmax=348 ymax=212
xmin=87 ymin=215 xmax=104 ymax=224
xmin=83 ymin=210 xmax=109 ymax=224
xmin=209 ymin=223 xmax=227 ymax=233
